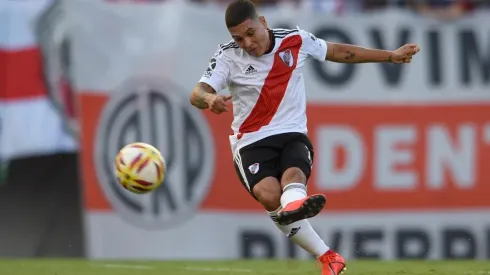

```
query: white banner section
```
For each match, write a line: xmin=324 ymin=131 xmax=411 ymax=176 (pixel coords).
xmin=86 ymin=211 xmax=490 ymax=260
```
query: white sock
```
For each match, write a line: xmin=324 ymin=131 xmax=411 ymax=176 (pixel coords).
xmin=267 ymin=207 xmax=329 ymax=258
xmin=280 ymin=183 xmax=307 ymax=207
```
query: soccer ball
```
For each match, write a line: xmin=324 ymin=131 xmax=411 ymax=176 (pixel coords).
xmin=114 ymin=142 xmax=166 ymax=194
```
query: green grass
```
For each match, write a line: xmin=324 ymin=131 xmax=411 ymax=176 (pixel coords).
xmin=0 ymin=259 xmax=489 ymax=275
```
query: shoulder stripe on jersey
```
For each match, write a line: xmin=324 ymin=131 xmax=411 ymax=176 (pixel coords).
xmin=273 ymin=29 xmax=299 ymax=38
xmin=274 ymin=30 xmax=297 ymax=36
xmin=275 ymin=33 xmax=299 ymax=39
xmin=220 ymin=41 xmax=239 ymax=51
xmin=273 ymin=28 xmax=297 ymax=33
xmin=274 ymin=29 xmax=298 ymax=33
xmin=275 ymin=33 xmax=298 ymax=39
xmin=219 ymin=40 xmax=238 ymax=51
xmin=221 ymin=40 xmax=235 ymax=47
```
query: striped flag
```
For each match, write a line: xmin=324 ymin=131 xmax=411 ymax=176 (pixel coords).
xmin=0 ymin=0 xmax=77 ymax=161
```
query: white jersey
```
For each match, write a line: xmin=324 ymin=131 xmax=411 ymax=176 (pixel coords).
xmin=199 ymin=28 xmax=328 ymax=156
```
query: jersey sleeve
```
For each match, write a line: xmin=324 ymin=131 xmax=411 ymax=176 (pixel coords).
xmin=198 ymin=46 xmax=232 ymax=92
xmin=298 ymin=28 xmax=328 ymax=62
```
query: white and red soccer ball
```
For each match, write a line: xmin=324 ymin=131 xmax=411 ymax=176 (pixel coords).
xmin=114 ymin=142 xmax=166 ymax=194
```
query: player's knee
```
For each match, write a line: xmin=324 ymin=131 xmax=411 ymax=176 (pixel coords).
xmin=256 ymin=191 xmax=281 ymax=211
xmin=252 ymin=177 xmax=282 ymax=211
xmin=281 ymin=167 xmax=306 ymax=187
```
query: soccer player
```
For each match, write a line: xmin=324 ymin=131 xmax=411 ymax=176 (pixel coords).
xmin=189 ymin=0 xmax=419 ymax=274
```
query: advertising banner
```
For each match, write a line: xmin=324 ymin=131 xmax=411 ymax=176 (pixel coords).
xmin=70 ymin=0 xmax=490 ymax=259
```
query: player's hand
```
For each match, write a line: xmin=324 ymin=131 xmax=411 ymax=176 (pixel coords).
xmin=206 ymin=94 xmax=232 ymax=114
xmin=390 ymin=44 xmax=420 ymax=64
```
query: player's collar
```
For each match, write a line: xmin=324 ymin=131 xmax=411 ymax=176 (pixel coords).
xmin=263 ymin=29 xmax=275 ymax=55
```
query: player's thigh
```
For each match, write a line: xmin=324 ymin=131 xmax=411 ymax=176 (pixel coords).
xmin=279 ymin=133 xmax=314 ymax=183
xmin=233 ymin=145 xmax=280 ymax=200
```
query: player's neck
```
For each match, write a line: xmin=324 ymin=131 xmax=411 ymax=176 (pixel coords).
xmin=263 ymin=29 xmax=274 ymax=55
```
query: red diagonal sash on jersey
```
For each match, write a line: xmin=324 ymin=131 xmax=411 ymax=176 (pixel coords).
xmin=237 ymin=35 xmax=302 ymax=139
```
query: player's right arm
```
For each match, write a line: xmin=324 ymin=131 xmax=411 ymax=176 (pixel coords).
xmin=190 ymin=46 xmax=232 ymax=114
xmin=189 ymin=82 xmax=218 ymax=109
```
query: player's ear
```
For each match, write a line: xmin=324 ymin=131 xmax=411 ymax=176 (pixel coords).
xmin=258 ymin=16 xmax=268 ymax=28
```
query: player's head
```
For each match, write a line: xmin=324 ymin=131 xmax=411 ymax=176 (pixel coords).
xmin=225 ymin=0 xmax=270 ymax=57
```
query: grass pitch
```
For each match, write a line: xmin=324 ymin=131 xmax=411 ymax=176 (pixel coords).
xmin=0 ymin=259 xmax=489 ymax=275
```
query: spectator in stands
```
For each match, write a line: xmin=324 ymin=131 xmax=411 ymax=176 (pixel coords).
xmin=190 ymin=0 xmax=282 ymax=7
xmin=407 ymin=0 xmax=475 ymax=20
xmin=190 ymin=0 xmax=487 ymax=13
xmin=297 ymin=0 xmax=364 ymax=14
xmin=362 ymin=0 xmax=389 ymax=10
xmin=251 ymin=0 xmax=282 ymax=7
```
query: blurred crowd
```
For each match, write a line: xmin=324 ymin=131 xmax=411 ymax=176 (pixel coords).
xmin=189 ymin=0 xmax=489 ymax=20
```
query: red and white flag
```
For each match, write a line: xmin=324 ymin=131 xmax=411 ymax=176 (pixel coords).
xmin=0 ymin=0 xmax=77 ymax=161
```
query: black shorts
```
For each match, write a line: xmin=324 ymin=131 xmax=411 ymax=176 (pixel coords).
xmin=233 ymin=132 xmax=314 ymax=199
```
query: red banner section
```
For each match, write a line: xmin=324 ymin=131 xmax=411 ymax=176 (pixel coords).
xmin=79 ymin=93 xmax=490 ymax=212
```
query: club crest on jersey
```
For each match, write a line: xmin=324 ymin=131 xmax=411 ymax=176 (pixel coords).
xmin=279 ymin=49 xmax=294 ymax=67
xmin=248 ymin=163 xmax=260 ymax=174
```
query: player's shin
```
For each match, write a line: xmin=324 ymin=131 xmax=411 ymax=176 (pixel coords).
xmin=267 ymin=207 xmax=330 ymax=257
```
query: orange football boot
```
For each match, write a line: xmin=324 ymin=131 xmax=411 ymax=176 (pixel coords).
xmin=319 ymin=249 xmax=347 ymax=275
xmin=276 ymin=194 xmax=326 ymax=226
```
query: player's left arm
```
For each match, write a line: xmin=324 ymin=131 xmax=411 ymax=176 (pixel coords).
xmin=299 ymin=28 xmax=420 ymax=64
xmin=325 ymin=42 xmax=420 ymax=64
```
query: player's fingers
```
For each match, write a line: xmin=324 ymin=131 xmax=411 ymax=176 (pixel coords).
xmin=215 ymin=98 xmax=226 ymax=107
xmin=215 ymin=102 xmax=228 ymax=113
xmin=219 ymin=101 xmax=229 ymax=110
xmin=210 ymin=103 xmax=219 ymax=112
xmin=224 ymin=95 xmax=232 ymax=101
xmin=410 ymin=45 xmax=420 ymax=53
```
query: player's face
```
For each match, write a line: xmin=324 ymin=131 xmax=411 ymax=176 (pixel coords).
xmin=228 ymin=16 xmax=270 ymax=57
